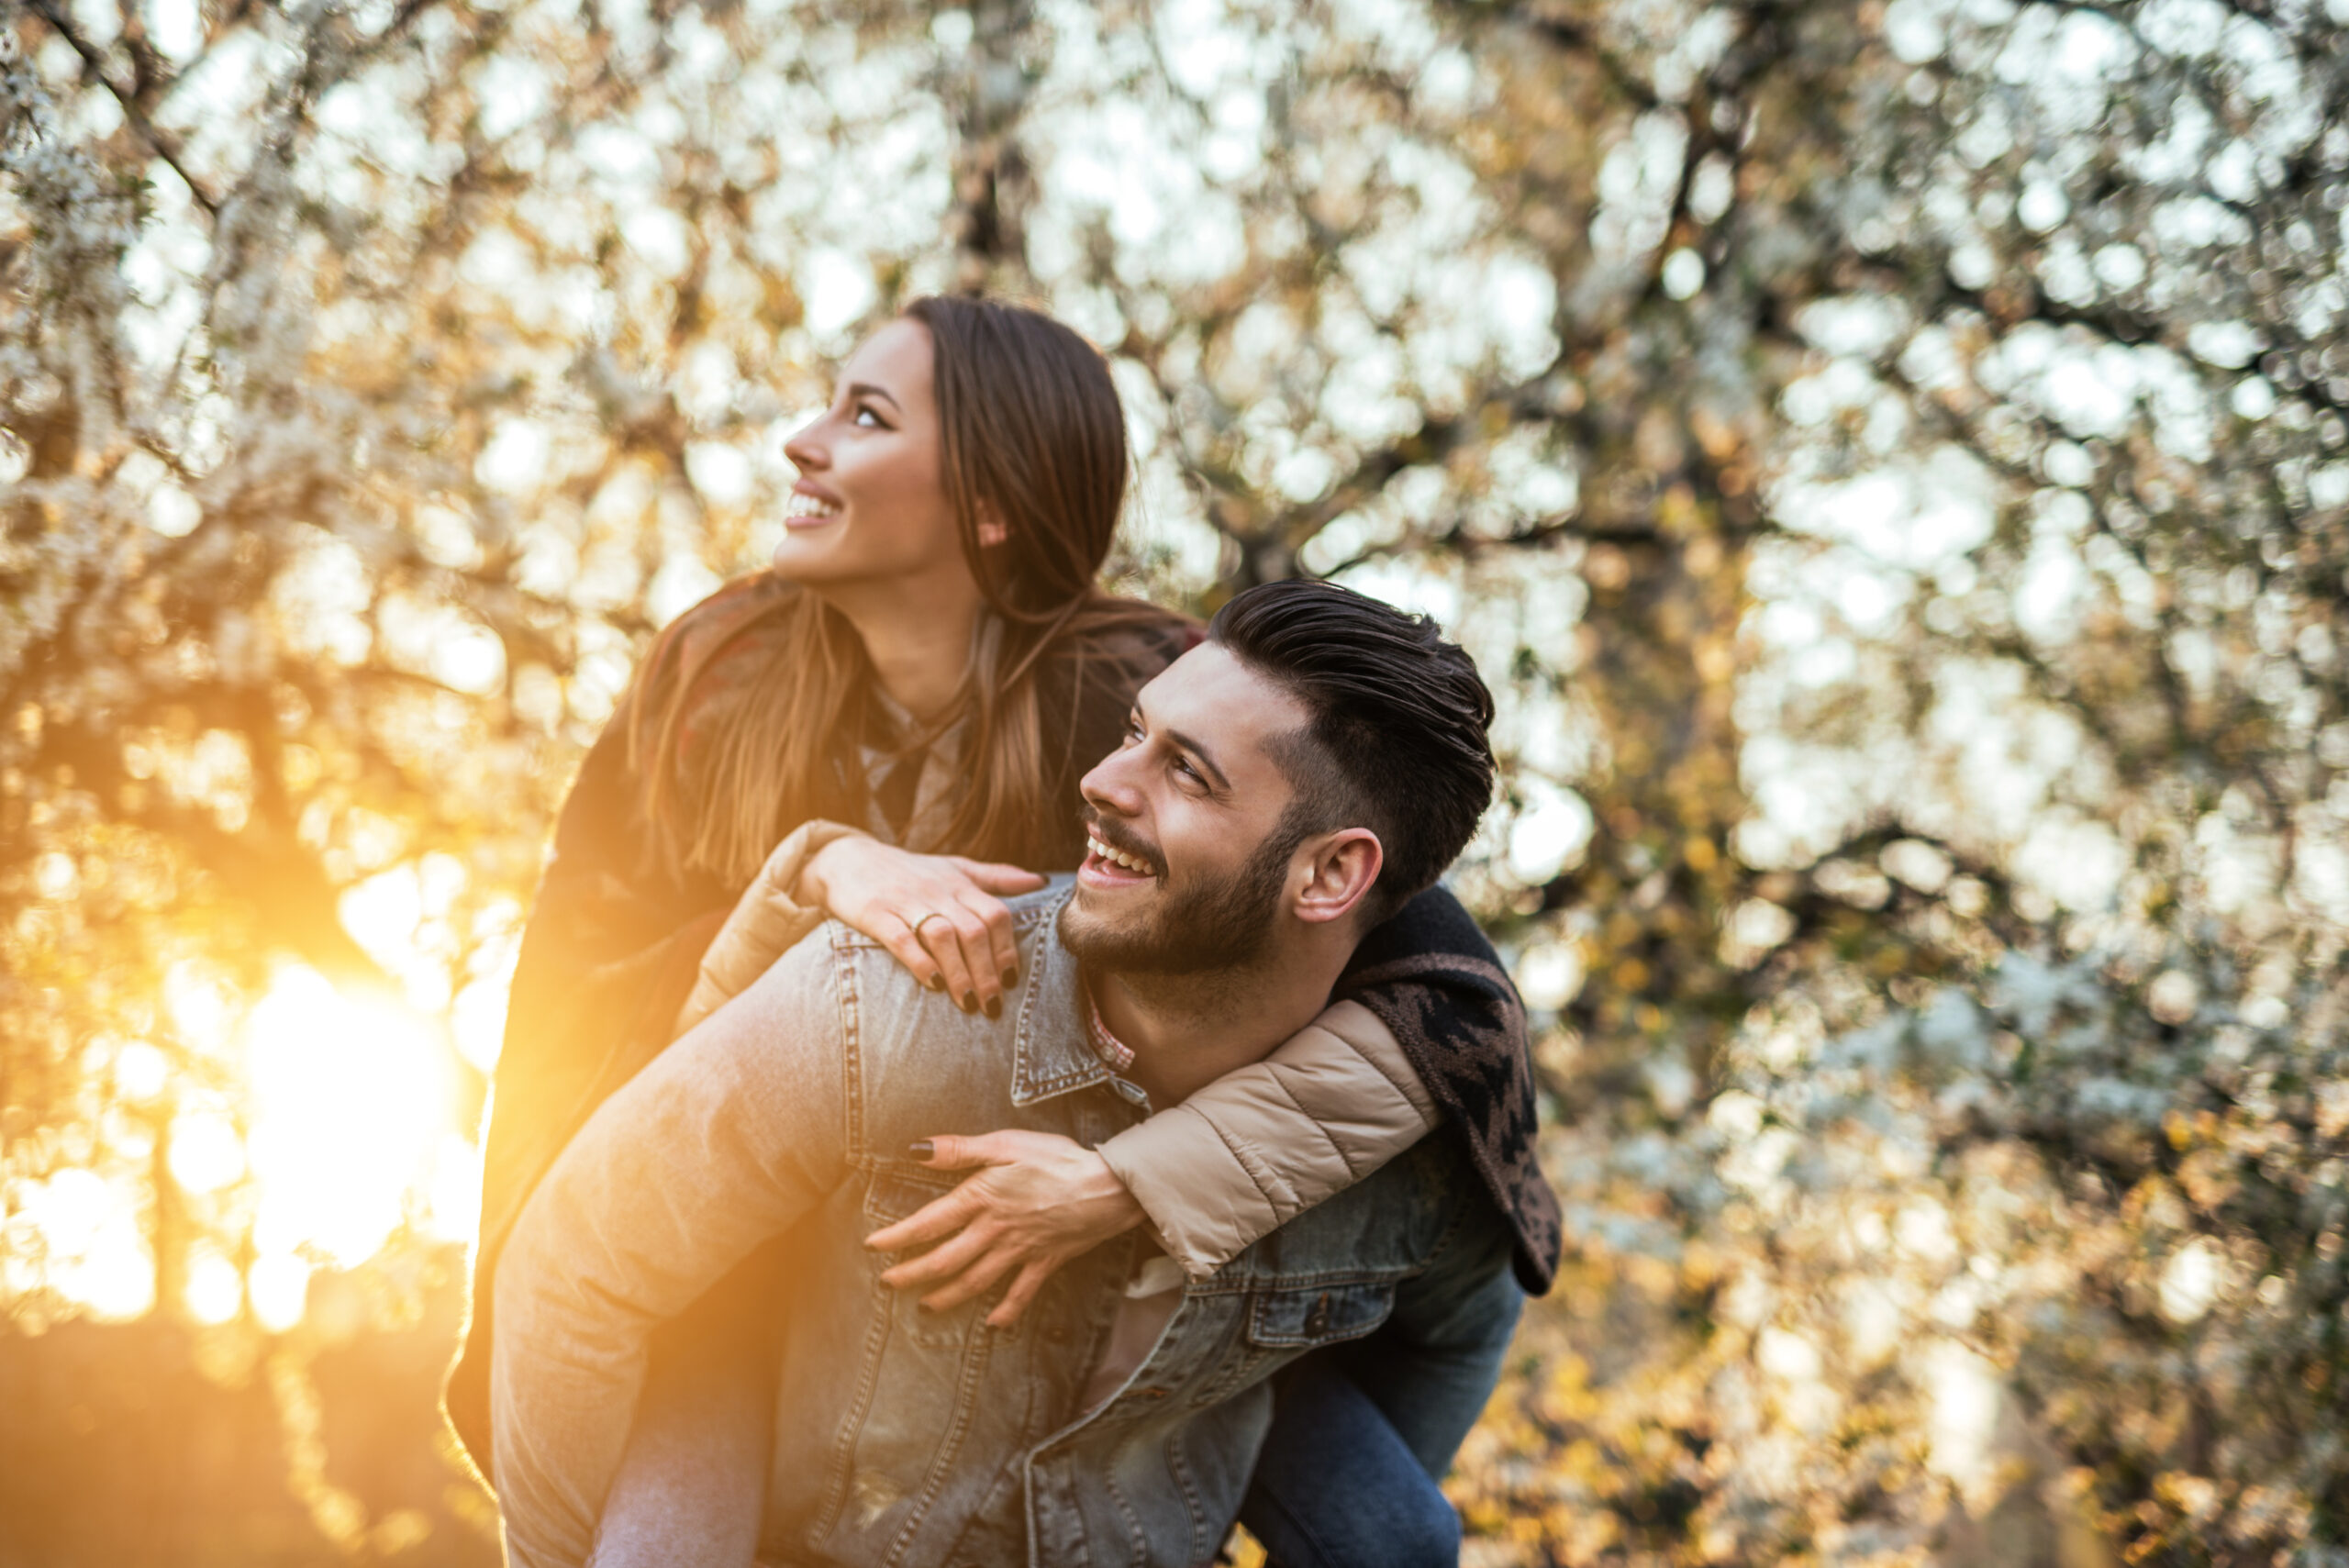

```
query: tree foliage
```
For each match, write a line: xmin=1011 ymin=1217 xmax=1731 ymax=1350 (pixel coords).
xmin=3 ymin=0 xmax=2345 ymax=1560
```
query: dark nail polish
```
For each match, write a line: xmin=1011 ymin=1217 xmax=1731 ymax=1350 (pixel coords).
xmin=1001 ymin=967 xmax=1019 ymax=989
xmin=908 ymin=1140 xmax=935 ymax=1161
xmin=961 ymin=992 xmax=976 ymax=1014
xmin=927 ymin=975 xmax=945 ymax=992
xmin=985 ymin=996 xmax=1002 ymax=1020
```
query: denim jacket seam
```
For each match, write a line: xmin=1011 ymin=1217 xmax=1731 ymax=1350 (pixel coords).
xmin=1163 ymin=1427 xmax=1210 ymax=1565
xmin=810 ymin=925 xmax=876 ymax=1545
xmin=1190 ymin=1264 xmax=1420 ymax=1296
xmin=834 ymin=925 xmax=865 ymax=1160
xmin=808 ymin=1268 xmax=900 ymax=1546
xmin=881 ymin=1307 xmax=1000 ymax=1566
xmin=1097 ymin=1459 xmax=1151 ymax=1568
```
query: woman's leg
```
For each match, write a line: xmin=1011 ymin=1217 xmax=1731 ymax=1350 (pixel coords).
xmin=1237 ymin=1354 xmax=1464 ymax=1568
xmin=586 ymin=1247 xmax=783 ymax=1568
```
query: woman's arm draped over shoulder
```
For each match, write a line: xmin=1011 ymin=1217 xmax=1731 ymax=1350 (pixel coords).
xmin=674 ymin=818 xmax=862 ymax=1037
xmin=1098 ymin=884 xmax=1562 ymax=1296
xmin=1097 ymin=1001 xmax=1437 ymax=1278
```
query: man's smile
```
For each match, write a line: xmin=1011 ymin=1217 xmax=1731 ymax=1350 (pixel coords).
xmin=1080 ymin=825 xmax=1160 ymax=887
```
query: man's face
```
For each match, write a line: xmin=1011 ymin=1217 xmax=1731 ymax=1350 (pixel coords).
xmin=1058 ymin=643 xmax=1312 ymax=975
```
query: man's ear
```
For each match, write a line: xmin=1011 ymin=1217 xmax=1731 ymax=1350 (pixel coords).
xmin=974 ymin=497 xmax=1009 ymax=549
xmin=1292 ymin=828 xmax=1382 ymax=927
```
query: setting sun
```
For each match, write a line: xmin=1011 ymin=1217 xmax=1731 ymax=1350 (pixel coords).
xmin=241 ymin=967 xmax=475 ymax=1324
xmin=6 ymin=963 xmax=477 ymax=1336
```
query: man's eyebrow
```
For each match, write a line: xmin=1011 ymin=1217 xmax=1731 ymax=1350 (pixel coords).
xmin=844 ymin=382 xmax=902 ymax=410
xmin=1131 ymin=702 xmax=1233 ymax=793
xmin=1161 ymin=726 xmax=1231 ymax=793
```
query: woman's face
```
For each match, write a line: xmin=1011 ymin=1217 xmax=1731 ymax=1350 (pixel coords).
xmin=774 ymin=319 xmax=980 ymax=603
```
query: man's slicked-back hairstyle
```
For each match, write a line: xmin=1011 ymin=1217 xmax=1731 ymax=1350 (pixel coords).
xmin=1208 ymin=579 xmax=1497 ymax=924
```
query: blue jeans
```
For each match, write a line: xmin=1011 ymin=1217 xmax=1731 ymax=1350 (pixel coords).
xmin=1238 ymin=1259 xmax=1521 ymax=1568
xmin=1241 ymin=1356 xmax=1459 ymax=1568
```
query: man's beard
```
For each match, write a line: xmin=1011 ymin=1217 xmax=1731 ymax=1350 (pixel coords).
xmin=1059 ymin=812 xmax=1306 ymax=976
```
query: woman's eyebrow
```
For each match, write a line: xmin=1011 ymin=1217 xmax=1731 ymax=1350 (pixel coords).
xmin=844 ymin=381 xmax=902 ymax=410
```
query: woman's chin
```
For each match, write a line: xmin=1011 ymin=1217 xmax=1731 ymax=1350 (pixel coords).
xmin=769 ymin=534 xmax=850 ymax=582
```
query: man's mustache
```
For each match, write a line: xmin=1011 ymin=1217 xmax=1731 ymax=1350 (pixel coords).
xmin=1080 ymin=810 xmax=1163 ymax=876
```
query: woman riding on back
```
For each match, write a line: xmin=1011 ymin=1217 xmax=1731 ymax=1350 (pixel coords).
xmin=449 ymin=296 xmax=1558 ymax=1568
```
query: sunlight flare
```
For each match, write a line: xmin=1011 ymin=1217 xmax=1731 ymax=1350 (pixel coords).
xmin=243 ymin=966 xmax=468 ymax=1275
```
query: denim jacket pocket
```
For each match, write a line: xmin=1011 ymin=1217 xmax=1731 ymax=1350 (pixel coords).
xmin=1246 ymin=1280 xmax=1397 ymax=1348
xmin=810 ymin=1163 xmax=1006 ymax=1560
xmin=863 ymin=1161 xmax=962 ymax=1223
xmin=862 ymin=1162 xmax=985 ymax=1351
xmin=1186 ymin=1280 xmax=1397 ymax=1411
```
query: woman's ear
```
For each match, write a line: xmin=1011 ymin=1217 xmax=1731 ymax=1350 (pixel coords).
xmin=974 ymin=498 xmax=1010 ymax=549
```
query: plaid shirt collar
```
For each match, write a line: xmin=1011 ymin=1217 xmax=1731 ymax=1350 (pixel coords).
xmin=1083 ymin=980 xmax=1138 ymax=1073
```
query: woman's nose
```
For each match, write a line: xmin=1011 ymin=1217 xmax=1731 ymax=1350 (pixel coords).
xmin=782 ymin=417 xmax=827 ymax=473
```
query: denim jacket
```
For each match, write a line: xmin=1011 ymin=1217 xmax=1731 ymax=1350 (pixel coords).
xmin=492 ymin=882 xmax=1518 ymax=1568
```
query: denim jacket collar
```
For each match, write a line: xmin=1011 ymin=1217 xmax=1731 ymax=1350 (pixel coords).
xmin=1007 ymin=885 xmax=1112 ymax=1107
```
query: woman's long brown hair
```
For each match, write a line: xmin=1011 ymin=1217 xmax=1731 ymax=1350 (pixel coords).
xmin=624 ymin=296 xmax=1183 ymax=884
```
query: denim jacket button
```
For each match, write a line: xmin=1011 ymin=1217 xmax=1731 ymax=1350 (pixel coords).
xmin=1304 ymin=1292 xmax=1332 ymax=1336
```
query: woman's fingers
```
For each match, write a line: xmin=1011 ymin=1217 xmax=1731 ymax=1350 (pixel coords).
xmin=918 ymin=909 xmax=982 ymax=1013
xmin=985 ymin=1257 xmax=1063 ymax=1329
xmin=952 ymin=858 xmax=1049 ymax=895
xmin=806 ymin=843 xmax=1039 ymax=1005
xmin=912 ymin=1132 xmax=1018 ymax=1171
xmin=940 ymin=901 xmax=1001 ymax=1014
xmin=948 ymin=862 xmax=1037 ymax=987
xmin=864 ymin=1186 xmax=977 ymax=1254
xmin=878 ymin=1220 xmax=995 ymax=1293
xmin=918 ymin=1241 xmax=1024 ymax=1313
xmin=877 ymin=917 xmax=944 ymax=992
xmin=967 ymin=894 xmax=1021 ymax=999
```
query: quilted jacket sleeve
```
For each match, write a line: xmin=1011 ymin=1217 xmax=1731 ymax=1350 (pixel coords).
xmin=1097 ymin=999 xmax=1439 ymax=1278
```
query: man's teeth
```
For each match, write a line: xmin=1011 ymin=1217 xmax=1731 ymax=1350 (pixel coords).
xmin=1087 ymin=834 xmax=1153 ymax=875
xmin=786 ymin=493 xmax=841 ymax=520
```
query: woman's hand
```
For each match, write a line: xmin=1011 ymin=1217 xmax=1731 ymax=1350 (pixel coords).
xmin=796 ymin=837 xmax=1045 ymax=1016
xmin=865 ymin=1131 xmax=1150 ymax=1327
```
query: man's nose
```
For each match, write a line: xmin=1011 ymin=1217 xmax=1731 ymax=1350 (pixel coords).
xmin=1079 ymin=750 xmax=1146 ymax=819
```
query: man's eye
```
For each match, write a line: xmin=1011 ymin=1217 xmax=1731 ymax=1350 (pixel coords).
xmin=1122 ymin=721 xmax=1144 ymax=746
xmin=1173 ymin=757 xmax=1203 ymax=784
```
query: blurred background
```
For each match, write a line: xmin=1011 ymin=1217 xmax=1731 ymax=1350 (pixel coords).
xmin=3 ymin=0 xmax=2345 ymax=1562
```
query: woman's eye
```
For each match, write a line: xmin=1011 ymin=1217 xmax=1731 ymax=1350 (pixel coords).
xmin=852 ymin=406 xmax=882 ymax=428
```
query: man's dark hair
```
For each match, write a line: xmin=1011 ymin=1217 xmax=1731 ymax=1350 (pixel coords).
xmin=1208 ymin=579 xmax=1497 ymax=925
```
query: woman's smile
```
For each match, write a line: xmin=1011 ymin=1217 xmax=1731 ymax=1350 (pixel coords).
xmin=785 ymin=483 xmax=843 ymax=528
